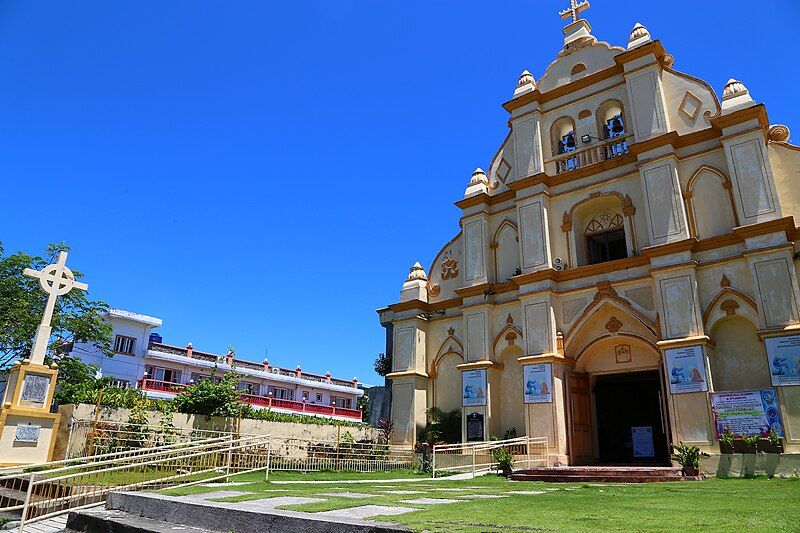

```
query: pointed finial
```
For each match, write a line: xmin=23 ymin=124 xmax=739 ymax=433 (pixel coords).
xmin=723 ymin=79 xmax=748 ymax=99
xmin=464 ymin=167 xmax=489 ymax=198
xmin=406 ymin=262 xmax=428 ymax=282
xmin=721 ymin=78 xmax=755 ymax=113
xmin=627 ymin=22 xmax=652 ymax=49
xmin=514 ymin=70 xmax=536 ymax=97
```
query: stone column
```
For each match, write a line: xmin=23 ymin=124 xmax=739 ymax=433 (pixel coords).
xmin=517 ymin=291 xmax=569 ymax=464
xmin=649 ymin=248 xmax=716 ymax=448
xmin=386 ymin=315 xmax=429 ymax=446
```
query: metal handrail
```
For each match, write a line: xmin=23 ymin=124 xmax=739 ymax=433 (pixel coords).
xmin=431 ymin=436 xmax=548 ymax=478
xmin=5 ymin=434 xmax=273 ymax=530
xmin=0 ymin=434 xmax=235 ymax=477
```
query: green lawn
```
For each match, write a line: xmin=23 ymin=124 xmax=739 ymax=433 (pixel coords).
xmin=161 ymin=471 xmax=800 ymax=532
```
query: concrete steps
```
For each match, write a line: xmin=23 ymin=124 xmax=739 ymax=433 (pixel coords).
xmin=509 ymin=466 xmax=698 ymax=483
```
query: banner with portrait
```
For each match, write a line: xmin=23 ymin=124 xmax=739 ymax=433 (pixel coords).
xmin=523 ymin=363 xmax=552 ymax=404
xmin=763 ymin=335 xmax=800 ymax=386
xmin=664 ymin=345 xmax=708 ymax=394
xmin=462 ymin=369 xmax=487 ymax=407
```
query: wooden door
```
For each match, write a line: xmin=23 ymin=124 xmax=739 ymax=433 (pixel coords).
xmin=568 ymin=372 xmax=593 ymax=465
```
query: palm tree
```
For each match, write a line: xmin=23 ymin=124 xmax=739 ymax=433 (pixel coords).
xmin=419 ymin=406 xmax=462 ymax=444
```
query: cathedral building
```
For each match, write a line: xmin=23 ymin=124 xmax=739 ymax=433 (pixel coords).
xmin=378 ymin=5 xmax=800 ymax=465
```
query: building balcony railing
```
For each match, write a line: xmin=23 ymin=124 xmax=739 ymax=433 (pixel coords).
xmin=137 ymin=379 xmax=362 ymax=421
xmin=147 ymin=341 xmax=357 ymax=389
xmin=549 ymin=133 xmax=633 ymax=175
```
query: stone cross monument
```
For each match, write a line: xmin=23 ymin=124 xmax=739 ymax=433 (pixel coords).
xmin=0 ymin=251 xmax=88 ymax=465
xmin=24 ymin=251 xmax=89 ymax=365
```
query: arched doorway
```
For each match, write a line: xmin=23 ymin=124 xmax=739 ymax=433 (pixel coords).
xmin=566 ymin=299 xmax=669 ymax=465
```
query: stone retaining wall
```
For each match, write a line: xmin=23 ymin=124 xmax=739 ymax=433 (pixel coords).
xmin=54 ymin=403 xmax=381 ymax=460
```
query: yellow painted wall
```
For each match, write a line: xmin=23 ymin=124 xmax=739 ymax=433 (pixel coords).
xmin=710 ymin=318 xmax=771 ymax=391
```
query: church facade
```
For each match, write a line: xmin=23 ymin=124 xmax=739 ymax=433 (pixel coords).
xmin=378 ymin=8 xmax=800 ymax=465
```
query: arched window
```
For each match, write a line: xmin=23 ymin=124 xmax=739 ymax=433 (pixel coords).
xmin=571 ymin=63 xmax=587 ymax=81
xmin=596 ymin=100 xmax=628 ymax=158
xmin=551 ymin=117 xmax=576 ymax=155
xmin=584 ymin=210 xmax=627 ymax=264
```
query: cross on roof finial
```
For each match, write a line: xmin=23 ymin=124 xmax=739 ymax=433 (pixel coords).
xmin=559 ymin=0 xmax=590 ymax=23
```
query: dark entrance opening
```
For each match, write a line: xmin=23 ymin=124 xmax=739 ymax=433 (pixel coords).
xmin=594 ymin=370 xmax=669 ymax=465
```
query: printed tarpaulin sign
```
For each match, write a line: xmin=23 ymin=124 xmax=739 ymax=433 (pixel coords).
xmin=763 ymin=335 xmax=800 ymax=386
xmin=523 ymin=363 xmax=553 ymax=404
xmin=710 ymin=389 xmax=784 ymax=438
xmin=665 ymin=345 xmax=708 ymax=394
xmin=631 ymin=426 xmax=655 ymax=458
xmin=462 ymin=369 xmax=487 ymax=407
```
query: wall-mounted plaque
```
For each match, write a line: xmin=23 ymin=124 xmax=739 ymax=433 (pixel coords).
xmin=21 ymin=374 xmax=51 ymax=403
xmin=466 ymin=412 xmax=484 ymax=442
xmin=14 ymin=425 xmax=41 ymax=443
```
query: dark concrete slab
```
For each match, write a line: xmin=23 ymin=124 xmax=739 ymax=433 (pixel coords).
xmin=105 ymin=491 xmax=410 ymax=533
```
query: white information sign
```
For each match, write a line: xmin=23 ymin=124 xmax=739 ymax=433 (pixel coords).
xmin=665 ymin=345 xmax=708 ymax=394
xmin=763 ymin=335 xmax=800 ymax=386
xmin=631 ymin=426 xmax=655 ymax=458
xmin=462 ymin=369 xmax=487 ymax=407
xmin=523 ymin=363 xmax=553 ymax=404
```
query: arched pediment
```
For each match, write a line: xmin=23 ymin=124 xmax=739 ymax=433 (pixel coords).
xmin=703 ymin=285 xmax=758 ymax=330
xmin=429 ymin=332 xmax=464 ymax=378
xmin=686 ymin=163 xmax=731 ymax=192
xmin=564 ymin=285 xmax=659 ymax=359
xmin=492 ymin=218 xmax=518 ymax=243
xmin=492 ymin=315 xmax=524 ymax=356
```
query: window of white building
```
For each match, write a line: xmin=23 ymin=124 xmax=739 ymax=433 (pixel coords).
xmin=238 ymin=382 xmax=260 ymax=395
xmin=145 ymin=365 xmax=182 ymax=383
xmin=114 ymin=335 xmax=136 ymax=355
xmin=271 ymin=387 xmax=292 ymax=400
xmin=332 ymin=396 xmax=350 ymax=409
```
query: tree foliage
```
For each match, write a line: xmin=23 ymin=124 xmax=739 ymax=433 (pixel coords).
xmin=172 ymin=368 xmax=246 ymax=418
xmin=418 ymin=406 xmax=462 ymax=444
xmin=374 ymin=352 xmax=392 ymax=377
xmin=0 ymin=242 xmax=113 ymax=369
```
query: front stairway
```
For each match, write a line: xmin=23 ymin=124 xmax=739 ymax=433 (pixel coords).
xmin=509 ymin=466 xmax=698 ymax=483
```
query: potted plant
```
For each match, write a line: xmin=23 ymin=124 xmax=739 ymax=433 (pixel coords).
xmin=492 ymin=446 xmax=515 ymax=477
xmin=671 ymin=443 xmax=709 ymax=477
xmin=763 ymin=429 xmax=783 ymax=479
xmin=717 ymin=429 xmax=735 ymax=477
xmin=741 ymin=434 xmax=759 ymax=478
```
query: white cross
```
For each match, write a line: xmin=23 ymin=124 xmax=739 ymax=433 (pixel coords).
xmin=559 ymin=0 xmax=590 ymax=23
xmin=23 ymin=251 xmax=88 ymax=365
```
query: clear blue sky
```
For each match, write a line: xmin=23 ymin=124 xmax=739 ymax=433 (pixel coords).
xmin=1 ymin=1 xmax=798 ymax=385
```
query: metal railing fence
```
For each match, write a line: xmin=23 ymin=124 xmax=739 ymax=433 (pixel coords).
xmin=432 ymin=436 xmax=548 ymax=478
xmin=266 ymin=435 xmax=414 ymax=473
xmin=63 ymin=418 xmax=238 ymax=459
xmin=1 ymin=434 xmax=272 ymax=531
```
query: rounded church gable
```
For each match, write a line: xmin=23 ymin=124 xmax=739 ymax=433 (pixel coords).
xmin=536 ymin=41 xmax=623 ymax=93
xmin=426 ymin=232 xmax=463 ymax=303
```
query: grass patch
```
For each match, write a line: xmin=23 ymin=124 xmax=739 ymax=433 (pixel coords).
xmin=157 ymin=471 xmax=800 ymax=532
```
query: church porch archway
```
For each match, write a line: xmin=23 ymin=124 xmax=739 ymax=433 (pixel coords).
xmin=565 ymin=302 xmax=671 ymax=466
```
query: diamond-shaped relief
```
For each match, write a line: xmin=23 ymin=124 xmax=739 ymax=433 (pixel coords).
xmin=678 ymin=91 xmax=702 ymax=122
xmin=496 ymin=158 xmax=512 ymax=183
